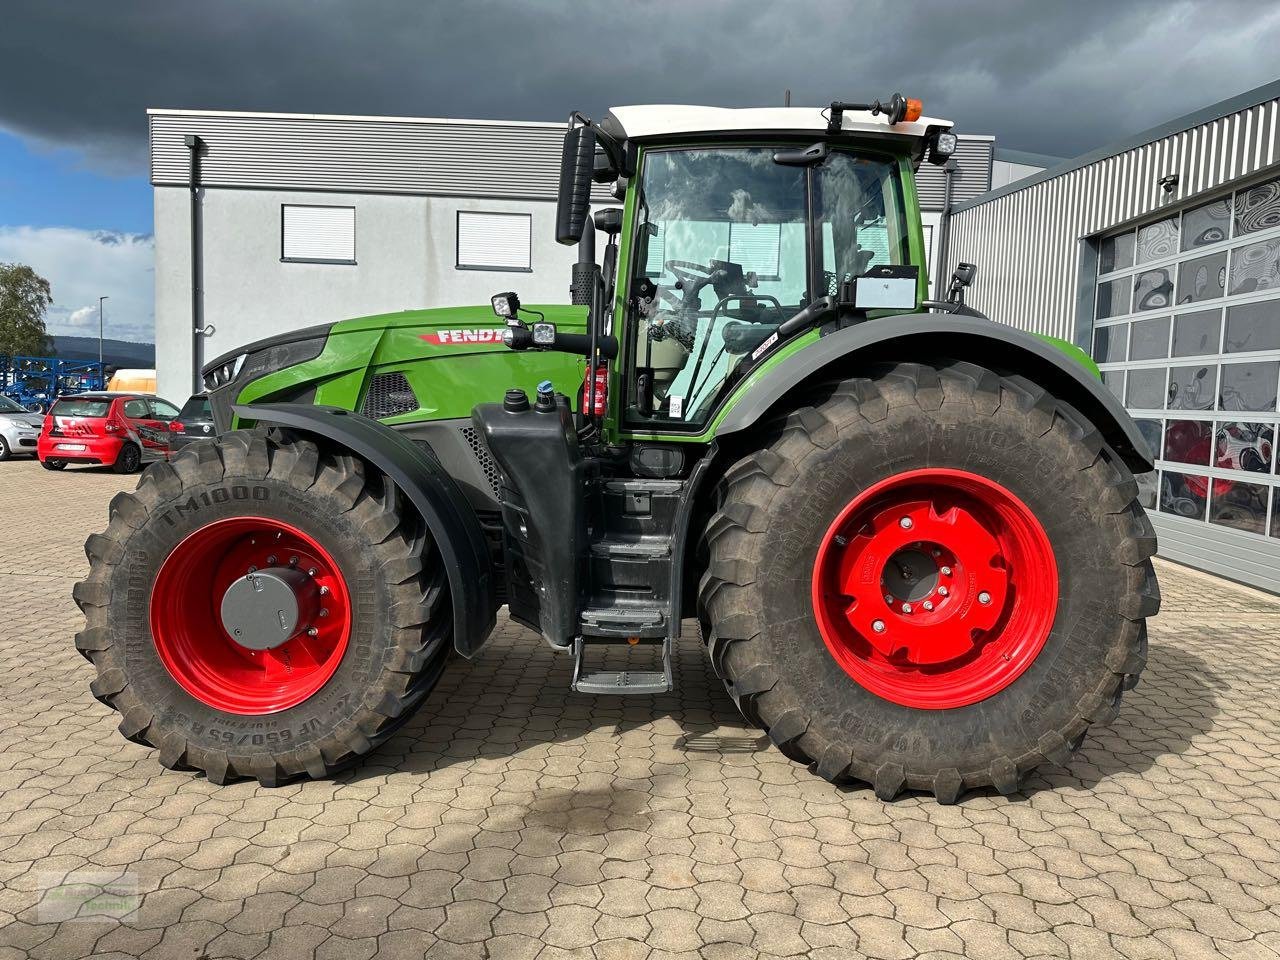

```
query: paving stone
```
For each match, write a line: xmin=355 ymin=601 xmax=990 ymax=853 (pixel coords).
xmin=3 ymin=461 xmax=1279 ymax=959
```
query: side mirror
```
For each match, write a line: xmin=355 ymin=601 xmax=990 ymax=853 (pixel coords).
xmin=556 ymin=124 xmax=597 ymax=245
xmin=948 ymin=263 xmax=976 ymax=304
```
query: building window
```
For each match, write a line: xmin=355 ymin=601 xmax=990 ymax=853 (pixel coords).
xmin=728 ymin=222 xmax=782 ymax=280
xmin=456 ymin=212 xmax=532 ymax=272
xmin=281 ymin=205 xmax=356 ymax=264
xmin=1091 ymin=172 xmax=1280 ymax=539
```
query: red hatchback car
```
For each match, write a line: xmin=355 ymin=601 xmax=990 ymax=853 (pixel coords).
xmin=38 ymin=393 xmax=180 ymax=473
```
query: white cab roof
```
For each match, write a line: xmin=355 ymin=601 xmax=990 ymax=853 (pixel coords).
xmin=607 ymin=105 xmax=950 ymax=142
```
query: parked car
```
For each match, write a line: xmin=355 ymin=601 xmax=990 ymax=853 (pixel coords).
xmin=0 ymin=393 xmax=44 ymax=460
xmin=38 ymin=393 xmax=181 ymax=473
xmin=167 ymin=393 xmax=216 ymax=452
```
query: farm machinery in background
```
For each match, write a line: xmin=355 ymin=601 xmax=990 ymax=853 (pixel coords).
xmin=0 ymin=355 xmax=108 ymax=412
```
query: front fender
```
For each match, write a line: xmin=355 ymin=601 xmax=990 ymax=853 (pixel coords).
xmin=234 ymin=403 xmax=497 ymax=657
xmin=715 ymin=313 xmax=1154 ymax=473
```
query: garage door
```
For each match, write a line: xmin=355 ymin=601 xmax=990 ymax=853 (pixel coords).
xmin=1092 ymin=173 xmax=1280 ymax=592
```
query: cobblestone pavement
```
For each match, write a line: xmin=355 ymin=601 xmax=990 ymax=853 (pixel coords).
xmin=1 ymin=457 xmax=1279 ymax=960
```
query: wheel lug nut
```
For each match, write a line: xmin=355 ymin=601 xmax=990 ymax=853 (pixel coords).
xmin=978 ymin=591 xmax=991 ymax=605
xmin=289 ymin=556 xmax=298 ymax=566
xmin=319 ymin=585 xmax=330 ymax=596
xmin=884 ymin=593 xmax=894 ymax=603
xmin=306 ymin=627 xmax=319 ymax=637
xmin=899 ymin=517 xmax=913 ymax=530
xmin=938 ymin=586 xmax=949 ymax=597
xmin=308 ymin=567 xmax=318 ymax=577
xmin=932 ymin=549 xmax=941 ymax=558
xmin=267 ymin=555 xmax=277 ymax=565
xmin=922 ymin=600 xmax=934 ymax=611
xmin=319 ymin=608 xmax=329 ymax=618
xmin=940 ymin=566 xmax=952 ymax=576
xmin=901 ymin=603 xmax=913 ymax=614
xmin=872 ymin=620 xmax=886 ymax=634
xmin=834 ymin=535 xmax=848 ymax=546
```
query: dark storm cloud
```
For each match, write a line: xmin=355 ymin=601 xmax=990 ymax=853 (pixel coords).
xmin=3 ymin=0 xmax=1279 ymax=172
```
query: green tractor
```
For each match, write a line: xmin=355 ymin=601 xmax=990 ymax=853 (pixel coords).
xmin=77 ymin=96 xmax=1158 ymax=802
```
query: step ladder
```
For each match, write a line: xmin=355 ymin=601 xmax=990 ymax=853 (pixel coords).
xmin=571 ymin=634 xmax=673 ymax=695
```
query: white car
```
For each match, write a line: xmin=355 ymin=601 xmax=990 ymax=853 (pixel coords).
xmin=0 ymin=394 xmax=43 ymax=460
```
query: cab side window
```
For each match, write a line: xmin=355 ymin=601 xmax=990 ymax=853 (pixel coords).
xmin=123 ymin=399 xmax=149 ymax=419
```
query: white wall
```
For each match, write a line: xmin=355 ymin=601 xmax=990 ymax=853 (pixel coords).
xmin=990 ymin=159 xmax=1045 ymax=190
xmin=155 ymin=187 xmax=593 ymax=400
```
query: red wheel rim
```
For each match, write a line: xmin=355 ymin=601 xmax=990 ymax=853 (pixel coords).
xmin=811 ymin=469 xmax=1057 ymax=709
xmin=150 ymin=517 xmax=352 ymax=714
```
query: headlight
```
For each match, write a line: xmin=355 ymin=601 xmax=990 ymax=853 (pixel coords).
xmin=491 ymin=291 xmax=521 ymax=321
xmin=932 ymin=131 xmax=958 ymax=159
xmin=203 ymin=353 xmax=245 ymax=391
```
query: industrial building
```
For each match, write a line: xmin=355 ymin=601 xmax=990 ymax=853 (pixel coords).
xmin=948 ymin=79 xmax=1280 ymax=592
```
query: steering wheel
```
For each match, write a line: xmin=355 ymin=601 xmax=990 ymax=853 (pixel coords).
xmin=657 ymin=260 xmax=718 ymax=314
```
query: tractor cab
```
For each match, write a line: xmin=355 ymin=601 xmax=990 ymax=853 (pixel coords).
xmin=474 ymin=97 xmax=963 ymax=691
xmin=493 ymin=96 xmax=958 ymax=434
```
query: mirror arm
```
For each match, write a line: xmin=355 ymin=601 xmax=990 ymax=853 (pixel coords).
xmin=776 ymin=296 xmax=836 ymax=338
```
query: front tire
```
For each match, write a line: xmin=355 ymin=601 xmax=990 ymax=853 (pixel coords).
xmin=699 ymin=361 xmax=1158 ymax=803
xmin=0 ymin=436 xmax=10 ymax=461
xmin=75 ymin=432 xmax=453 ymax=785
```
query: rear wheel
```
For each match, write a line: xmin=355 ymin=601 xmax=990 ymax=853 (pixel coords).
xmin=699 ymin=360 xmax=1158 ymax=802
xmin=75 ymin=431 xmax=452 ymax=785
xmin=113 ymin=442 xmax=142 ymax=474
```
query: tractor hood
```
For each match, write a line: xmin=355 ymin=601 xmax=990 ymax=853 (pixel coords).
xmin=207 ymin=303 xmax=589 ymax=433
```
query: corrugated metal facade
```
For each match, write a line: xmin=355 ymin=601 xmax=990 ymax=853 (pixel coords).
xmin=915 ymin=137 xmax=993 ymax=208
xmin=945 ymin=81 xmax=1280 ymax=593
xmin=148 ymin=109 xmax=991 ymax=208
xmin=947 ymin=91 xmax=1280 ymax=342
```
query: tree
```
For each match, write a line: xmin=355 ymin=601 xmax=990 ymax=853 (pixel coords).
xmin=0 ymin=263 xmax=54 ymax=358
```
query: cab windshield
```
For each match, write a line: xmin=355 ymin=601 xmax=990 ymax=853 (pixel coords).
xmin=628 ymin=145 xmax=908 ymax=425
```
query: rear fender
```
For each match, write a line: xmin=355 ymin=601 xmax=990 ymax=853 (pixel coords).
xmin=715 ymin=313 xmax=1154 ymax=473
xmin=234 ymin=402 xmax=497 ymax=657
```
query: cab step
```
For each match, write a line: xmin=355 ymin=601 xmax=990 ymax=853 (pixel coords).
xmin=579 ymin=604 xmax=665 ymax=637
xmin=571 ymin=635 xmax=673 ymax=695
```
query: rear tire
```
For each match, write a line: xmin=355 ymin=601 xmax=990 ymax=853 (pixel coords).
xmin=75 ymin=431 xmax=453 ymax=786
xmin=113 ymin=442 xmax=142 ymax=474
xmin=698 ymin=360 xmax=1158 ymax=803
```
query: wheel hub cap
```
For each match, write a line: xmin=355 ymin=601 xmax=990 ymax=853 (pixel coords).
xmin=150 ymin=517 xmax=352 ymax=715
xmin=812 ymin=468 xmax=1057 ymax=709
xmin=220 ymin=567 xmax=320 ymax=652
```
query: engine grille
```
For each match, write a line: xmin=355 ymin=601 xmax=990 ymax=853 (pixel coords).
xmin=361 ymin=373 xmax=418 ymax=420
xmin=461 ymin=425 xmax=501 ymax=498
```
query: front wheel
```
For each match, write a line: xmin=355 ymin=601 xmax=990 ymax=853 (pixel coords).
xmin=699 ymin=361 xmax=1158 ymax=803
xmin=75 ymin=432 xmax=453 ymax=785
